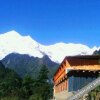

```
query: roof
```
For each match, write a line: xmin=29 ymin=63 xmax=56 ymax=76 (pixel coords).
xmin=65 ymin=55 xmax=100 ymax=66
xmin=66 ymin=55 xmax=100 ymax=59
xmin=54 ymin=55 xmax=100 ymax=77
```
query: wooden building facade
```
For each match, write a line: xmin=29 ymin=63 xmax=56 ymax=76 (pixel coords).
xmin=53 ymin=55 xmax=100 ymax=99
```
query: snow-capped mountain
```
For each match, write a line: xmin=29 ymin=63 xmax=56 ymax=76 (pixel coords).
xmin=0 ymin=30 xmax=99 ymax=63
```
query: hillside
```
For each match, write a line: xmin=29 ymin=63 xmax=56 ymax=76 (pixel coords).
xmin=2 ymin=53 xmax=59 ymax=78
xmin=93 ymin=49 xmax=100 ymax=55
xmin=0 ymin=61 xmax=22 ymax=99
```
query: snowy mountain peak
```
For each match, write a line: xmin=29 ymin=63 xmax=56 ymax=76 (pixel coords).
xmin=0 ymin=30 xmax=43 ymax=60
xmin=0 ymin=30 xmax=37 ymax=43
xmin=0 ymin=30 xmax=38 ymax=46
xmin=0 ymin=30 xmax=21 ymax=37
xmin=0 ymin=30 xmax=100 ymax=63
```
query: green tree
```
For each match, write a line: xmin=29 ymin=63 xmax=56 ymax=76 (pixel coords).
xmin=29 ymin=94 xmax=42 ymax=100
xmin=38 ymin=65 xmax=49 ymax=82
xmin=0 ymin=62 xmax=22 ymax=98
xmin=34 ymin=65 xmax=51 ymax=100
xmin=20 ymin=75 xmax=34 ymax=99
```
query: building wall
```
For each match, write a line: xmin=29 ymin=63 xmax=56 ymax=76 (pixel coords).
xmin=68 ymin=71 xmax=99 ymax=92
xmin=53 ymin=59 xmax=100 ymax=93
xmin=54 ymin=79 xmax=68 ymax=93
xmin=53 ymin=56 xmax=100 ymax=99
xmin=53 ymin=60 xmax=69 ymax=94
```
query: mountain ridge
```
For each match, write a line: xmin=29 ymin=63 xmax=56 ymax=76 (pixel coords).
xmin=2 ymin=53 xmax=59 ymax=78
xmin=0 ymin=30 xmax=100 ymax=63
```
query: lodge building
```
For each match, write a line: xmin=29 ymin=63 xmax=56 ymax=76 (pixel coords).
xmin=53 ymin=55 xmax=100 ymax=99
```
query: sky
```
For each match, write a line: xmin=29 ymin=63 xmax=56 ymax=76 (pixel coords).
xmin=0 ymin=0 xmax=100 ymax=47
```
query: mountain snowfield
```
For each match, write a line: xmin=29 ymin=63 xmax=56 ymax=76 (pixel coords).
xmin=0 ymin=30 xmax=100 ymax=63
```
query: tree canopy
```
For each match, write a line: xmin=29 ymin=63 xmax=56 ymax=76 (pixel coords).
xmin=0 ymin=63 xmax=53 ymax=100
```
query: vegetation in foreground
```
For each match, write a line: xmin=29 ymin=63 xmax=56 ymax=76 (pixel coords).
xmin=0 ymin=62 xmax=52 ymax=100
xmin=88 ymin=86 xmax=100 ymax=100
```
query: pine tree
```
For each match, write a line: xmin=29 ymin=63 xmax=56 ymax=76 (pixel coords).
xmin=20 ymin=75 xmax=34 ymax=99
xmin=38 ymin=65 xmax=49 ymax=82
xmin=35 ymin=65 xmax=51 ymax=100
